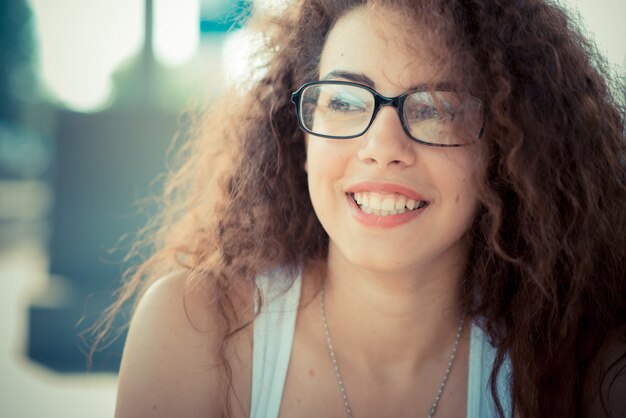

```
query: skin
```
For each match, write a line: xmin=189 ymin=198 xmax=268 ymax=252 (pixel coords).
xmin=281 ymin=6 xmax=479 ymax=417
xmin=115 ymin=6 xmax=482 ymax=418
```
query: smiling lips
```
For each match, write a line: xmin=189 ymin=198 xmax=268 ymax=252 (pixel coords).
xmin=350 ymin=191 xmax=429 ymax=216
xmin=345 ymin=182 xmax=430 ymax=227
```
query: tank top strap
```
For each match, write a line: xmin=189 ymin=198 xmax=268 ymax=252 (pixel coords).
xmin=467 ymin=323 xmax=513 ymax=417
xmin=249 ymin=267 xmax=302 ymax=418
xmin=249 ymin=268 xmax=512 ymax=418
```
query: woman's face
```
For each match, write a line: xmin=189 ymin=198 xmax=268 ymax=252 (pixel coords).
xmin=306 ymin=6 xmax=482 ymax=275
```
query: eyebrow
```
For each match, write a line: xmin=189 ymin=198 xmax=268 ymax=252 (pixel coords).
xmin=321 ymin=70 xmax=376 ymax=87
xmin=320 ymin=70 xmax=453 ymax=92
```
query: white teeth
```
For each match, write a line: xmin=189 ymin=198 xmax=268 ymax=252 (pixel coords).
xmin=350 ymin=191 xmax=428 ymax=216
xmin=369 ymin=196 xmax=382 ymax=210
xmin=382 ymin=198 xmax=395 ymax=211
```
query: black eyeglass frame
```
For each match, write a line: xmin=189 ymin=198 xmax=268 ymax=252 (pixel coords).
xmin=291 ymin=80 xmax=484 ymax=148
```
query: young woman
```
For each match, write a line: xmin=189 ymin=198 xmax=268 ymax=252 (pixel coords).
xmin=103 ymin=0 xmax=625 ymax=417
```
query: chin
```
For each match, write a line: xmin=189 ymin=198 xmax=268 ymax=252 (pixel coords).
xmin=338 ymin=245 xmax=420 ymax=275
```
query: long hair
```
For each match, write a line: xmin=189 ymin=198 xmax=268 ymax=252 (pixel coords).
xmin=92 ymin=0 xmax=625 ymax=417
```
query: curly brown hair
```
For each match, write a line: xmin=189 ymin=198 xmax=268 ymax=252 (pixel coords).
xmin=93 ymin=0 xmax=626 ymax=417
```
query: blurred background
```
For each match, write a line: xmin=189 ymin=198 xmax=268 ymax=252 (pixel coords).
xmin=0 ymin=0 xmax=623 ymax=417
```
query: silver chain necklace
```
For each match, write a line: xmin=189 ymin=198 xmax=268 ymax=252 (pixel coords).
xmin=320 ymin=285 xmax=466 ymax=418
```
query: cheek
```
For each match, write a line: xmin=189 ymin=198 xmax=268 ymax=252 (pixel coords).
xmin=452 ymin=169 xmax=482 ymax=231
xmin=454 ymin=170 xmax=479 ymax=203
xmin=305 ymin=142 xmax=333 ymax=202
xmin=305 ymin=140 xmax=353 ymax=180
xmin=305 ymin=155 xmax=336 ymax=229
xmin=305 ymin=141 xmax=354 ymax=217
xmin=430 ymin=148 xmax=482 ymax=212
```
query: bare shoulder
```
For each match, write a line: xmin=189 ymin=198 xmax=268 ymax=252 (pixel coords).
xmin=114 ymin=271 xmax=224 ymax=418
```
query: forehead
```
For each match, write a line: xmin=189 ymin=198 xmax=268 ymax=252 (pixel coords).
xmin=318 ymin=6 xmax=449 ymax=94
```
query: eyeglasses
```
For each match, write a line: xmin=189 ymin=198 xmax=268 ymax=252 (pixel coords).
xmin=291 ymin=80 xmax=483 ymax=147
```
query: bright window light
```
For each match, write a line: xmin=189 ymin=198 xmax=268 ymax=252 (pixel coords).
xmin=254 ymin=0 xmax=289 ymax=14
xmin=566 ymin=0 xmax=626 ymax=70
xmin=28 ymin=0 xmax=143 ymax=112
xmin=222 ymin=28 xmax=268 ymax=91
xmin=154 ymin=0 xmax=200 ymax=67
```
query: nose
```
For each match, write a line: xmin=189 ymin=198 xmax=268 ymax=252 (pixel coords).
xmin=357 ymin=106 xmax=416 ymax=168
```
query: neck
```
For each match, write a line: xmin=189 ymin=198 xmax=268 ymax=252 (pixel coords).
xmin=321 ymin=245 xmax=467 ymax=375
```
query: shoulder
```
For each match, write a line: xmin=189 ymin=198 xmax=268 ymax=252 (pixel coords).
xmin=114 ymin=271 xmax=225 ymax=418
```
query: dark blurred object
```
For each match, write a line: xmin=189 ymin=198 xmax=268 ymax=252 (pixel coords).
xmin=26 ymin=0 xmax=181 ymax=373
xmin=16 ymin=0 xmax=243 ymax=374
xmin=0 ymin=120 xmax=51 ymax=179
xmin=0 ymin=0 xmax=53 ymax=247
xmin=0 ymin=0 xmax=38 ymax=123
xmin=28 ymin=108 xmax=178 ymax=372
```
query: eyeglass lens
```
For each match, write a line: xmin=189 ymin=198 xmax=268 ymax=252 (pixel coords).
xmin=299 ymin=83 xmax=482 ymax=145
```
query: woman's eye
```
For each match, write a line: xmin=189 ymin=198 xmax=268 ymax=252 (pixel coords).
xmin=407 ymin=105 xmax=438 ymax=120
xmin=327 ymin=97 xmax=365 ymax=113
xmin=407 ymin=104 xmax=455 ymax=121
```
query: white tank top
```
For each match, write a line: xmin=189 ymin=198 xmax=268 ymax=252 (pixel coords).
xmin=250 ymin=268 xmax=512 ymax=418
